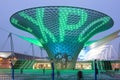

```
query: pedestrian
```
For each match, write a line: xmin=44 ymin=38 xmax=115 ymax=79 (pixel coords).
xmin=57 ymin=70 xmax=61 ymax=79
xmin=77 ymin=71 xmax=83 ymax=80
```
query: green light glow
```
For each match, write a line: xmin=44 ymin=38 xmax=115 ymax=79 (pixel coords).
xmin=19 ymin=9 xmax=57 ymax=43
xmin=59 ymin=8 xmax=88 ymax=42
xmin=36 ymin=9 xmax=57 ymax=43
xmin=78 ymin=17 xmax=111 ymax=42
xmin=14 ymin=34 xmax=43 ymax=47
xmin=11 ymin=18 xmax=32 ymax=33
xmin=10 ymin=6 xmax=114 ymax=69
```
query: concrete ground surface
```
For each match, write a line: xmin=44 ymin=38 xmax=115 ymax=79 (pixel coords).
xmin=0 ymin=69 xmax=120 ymax=80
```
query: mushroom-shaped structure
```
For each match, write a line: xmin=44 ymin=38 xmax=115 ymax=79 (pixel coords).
xmin=10 ymin=6 xmax=114 ymax=69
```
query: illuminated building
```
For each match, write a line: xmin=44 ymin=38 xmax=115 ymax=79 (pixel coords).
xmin=10 ymin=6 xmax=114 ymax=69
xmin=0 ymin=51 xmax=37 ymax=68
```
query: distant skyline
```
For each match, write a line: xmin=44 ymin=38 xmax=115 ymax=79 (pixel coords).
xmin=0 ymin=0 xmax=120 ymax=57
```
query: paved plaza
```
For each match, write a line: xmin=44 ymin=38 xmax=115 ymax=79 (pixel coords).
xmin=0 ymin=69 xmax=120 ymax=80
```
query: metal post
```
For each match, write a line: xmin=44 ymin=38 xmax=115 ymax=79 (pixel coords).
xmin=94 ymin=60 xmax=98 ymax=80
xmin=51 ymin=59 xmax=54 ymax=80
xmin=31 ymin=43 xmax=35 ymax=60
xmin=9 ymin=60 xmax=14 ymax=80
xmin=118 ymin=42 xmax=120 ymax=59
xmin=9 ymin=33 xmax=14 ymax=58
xmin=39 ymin=47 xmax=43 ymax=58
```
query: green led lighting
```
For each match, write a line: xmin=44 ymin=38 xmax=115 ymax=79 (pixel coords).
xmin=14 ymin=34 xmax=43 ymax=47
xmin=10 ymin=6 xmax=114 ymax=69
xmin=11 ymin=18 xmax=33 ymax=33
xmin=59 ymin=8 xmax=88 ymax=42
xmin=78 ymin=17 xmax=110 ymax=42
xmin=18 ymin=9 xmax=57 ymax=43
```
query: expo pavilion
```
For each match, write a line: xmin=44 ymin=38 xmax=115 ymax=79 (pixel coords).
xmin=0 ymin=6 xmax=120 ymax=80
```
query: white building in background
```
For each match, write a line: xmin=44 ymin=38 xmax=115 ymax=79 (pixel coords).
xmin=78 ymin=44 xmax=119 ymax=61
xmin=78 ymin=29 xmax=120 ymax=61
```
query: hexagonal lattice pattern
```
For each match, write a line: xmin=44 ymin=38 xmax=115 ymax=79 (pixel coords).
xmin=10 ymin=6 xmax=114 ymax=69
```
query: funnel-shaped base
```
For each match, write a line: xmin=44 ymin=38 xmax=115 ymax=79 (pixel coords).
xmin=10 ymin=6 xmax=114 ymax=69
xmin=45 ymin=42 xmax=84 ymax=69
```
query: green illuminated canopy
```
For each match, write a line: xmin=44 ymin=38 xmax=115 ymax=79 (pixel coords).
xmin=14 ymin=34 xmax=43 ymax=47
xmin=10 ymin=6 xmax=114 ymax=69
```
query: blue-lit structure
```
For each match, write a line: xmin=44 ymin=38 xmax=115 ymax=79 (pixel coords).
xmin=10 ymin=6 xmax=114 ymax=69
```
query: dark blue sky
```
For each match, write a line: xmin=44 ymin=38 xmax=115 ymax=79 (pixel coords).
xmin=0 ymin=0 xmax=120 ymax=57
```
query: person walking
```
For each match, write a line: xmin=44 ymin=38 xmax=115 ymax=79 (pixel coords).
xmin=77 ymin=71 xmax=83 ymax=80
xmin=57 ymin=70 xmax=61 ymax=79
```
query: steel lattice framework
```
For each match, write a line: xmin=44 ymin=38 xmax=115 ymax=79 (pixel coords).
xmin=10 ymin=6 xmax=114 ymax=69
